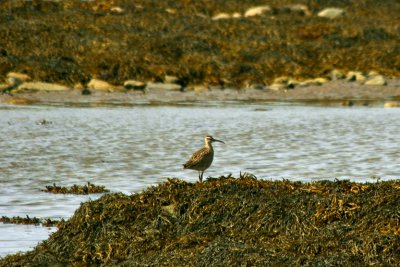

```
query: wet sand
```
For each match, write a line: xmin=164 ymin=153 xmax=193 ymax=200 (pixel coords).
xmin=1 ymin=79 xmax=400 ymax=106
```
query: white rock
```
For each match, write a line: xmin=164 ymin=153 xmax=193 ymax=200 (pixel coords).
xmin=384 ymin=101 xmax=400 ymax=108
xmin=17 ymin=82 xmax=70 ymax=91
xmin=283 ymin=4 xmax=311 ymax=16
xmin=365 ymin=75 xmax=387 ymax=86
xmin=331 ymin=69 xmax=345 ymax=80
xmin=212 ymin=13 xmax=231 ymax=20
xmin=7 ymin=72 xmax=31 ymax=85
xmin=299 ymin=78 xmax=329 ymax=87
xmin=110 ymin=6 xmax=124 ymax=13
xmin=146 ymin=82 xmax=182 ymax=91
xmin=273 ymin=76 xmax=289 ymax=84
xmin=88 ymin=78 xmax=117 ymax=91
xmin=317 ymin=8 xmax=344 ymax=19
xmin=346 ymin=71 xmax=366 ymax=82
xmin=124 ymin=80 xmax=146 ymax=90
xmin=244 ymin=6 xmax=271 ymax=17
xmin=269 ymin=83 xmax=287 ymax=91
xmin=164 ymin=75 xmax=180 ymax=84
xmin=232 ymin=12 xmax=242 ymax=18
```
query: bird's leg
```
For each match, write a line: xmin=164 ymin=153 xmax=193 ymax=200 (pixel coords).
xmin=199 ymin=171 xmax=204 ymax=182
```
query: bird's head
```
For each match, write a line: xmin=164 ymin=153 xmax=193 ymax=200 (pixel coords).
xmin=205 ymin=135 xmax=225 ymax=144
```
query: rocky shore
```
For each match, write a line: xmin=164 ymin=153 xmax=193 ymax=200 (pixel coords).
xmin=1 ymin=70 xmax=400 ymax=107
xmin=1 ymin=175 xmax=399 ymax=266
xmin=0 ymin=0 xmax=399 ymax=93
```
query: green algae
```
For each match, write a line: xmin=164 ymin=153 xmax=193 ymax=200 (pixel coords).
xmin=1 ymin=174 xmax=399 ymax=266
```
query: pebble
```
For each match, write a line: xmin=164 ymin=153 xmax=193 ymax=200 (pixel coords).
xmin=244 ymin=6 xmax=271 ymax=17
xmin=317 ymin=8 xmax=344 ymax=19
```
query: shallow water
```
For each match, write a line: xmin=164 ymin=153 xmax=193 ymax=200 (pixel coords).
xmin=1 ymin=102 xmax=399 ymax=257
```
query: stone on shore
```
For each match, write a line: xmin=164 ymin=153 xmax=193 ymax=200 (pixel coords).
xmin=6 ymin=72 xmax=31 ymax=85
xmin=317 ymin=8 xmax=344 ymax=19
xmin=365 ymin=75 xmax=387 ymax=86
xmin=346 ymin=71 xmax=366 ymax=82
xmin=123 ymin=80 xmax=146 ymax=90
xmin=212 ymin=13 xmax=231 ymax=20
xmin=146 ymin=82 xmax=182 ymax=91
xmin=164 ymin=75 xmax=180 ymax=84
xmin=16 ymin=82 xmax=70 ymax=92
xmin=299 ymin=77 xmax=329 ymax=87
xmin=278 ymin=4 xmax=312 ymax=16
xmin=88 ymin=78 xmax=122 ymax=91
xmin=268 ymin=76 xmax=289 ymax=90
xmin=331 ymin=69 xmax=346 ymax=80
xmin=244 ymin=6 xmax=271 ymax=17
xmin=384 ymin=101 xmax=400 ymax=108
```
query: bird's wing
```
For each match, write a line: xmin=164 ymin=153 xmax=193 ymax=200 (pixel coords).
xmin=184 ymin=147 xmax=208 ymax=168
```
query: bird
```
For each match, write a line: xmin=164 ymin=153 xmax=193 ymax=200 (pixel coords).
xmin=183 ymin=135 xmax=225 ymax=182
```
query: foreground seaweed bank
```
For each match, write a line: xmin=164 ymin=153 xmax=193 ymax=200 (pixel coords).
xmin=1 ymin=175 xmax=399 ymax=266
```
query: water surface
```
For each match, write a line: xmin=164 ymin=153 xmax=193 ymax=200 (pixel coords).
xmin=1 ymin=102 xmax=399 ymax=257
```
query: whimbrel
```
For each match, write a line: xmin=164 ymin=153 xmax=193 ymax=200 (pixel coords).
xmin=183 ymin=135 xmax=225 ymax=182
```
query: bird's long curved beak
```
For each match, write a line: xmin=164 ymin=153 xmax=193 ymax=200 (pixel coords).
xmin=212 ymin=138 xmax=225 ymax=144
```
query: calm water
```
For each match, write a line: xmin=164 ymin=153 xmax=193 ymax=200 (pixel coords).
xmin=1 ymin=102 xmax=399 ymax=257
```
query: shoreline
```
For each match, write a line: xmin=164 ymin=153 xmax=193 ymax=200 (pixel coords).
xmin=1 ymin=79 xmax=400 ymax=107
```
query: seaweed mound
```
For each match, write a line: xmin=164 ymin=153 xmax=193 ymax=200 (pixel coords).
xmin=1 ymin=175 xmax=399 ymax=266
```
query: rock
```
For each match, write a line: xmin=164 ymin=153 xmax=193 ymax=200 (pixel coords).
xmin=384 ymin=101 xmax=400 ymax=108
xmin=187 ymin=85 xmax=208 ymax=92
xmin=287 ymin=79 xmax=301 ymax=88
xmin=73 ymin=83 xmax=84 ymax=90
xmin=124 ymin=80 xmax=146 ymax=90
xmin=212 ymin=13 xmax=231 ymax=20
xmin=82 ymin=88 xmax=92 ymax=95
xmin=6 ymin=72 xmax=31 ymax=85
xmin=365 ymin=75 xmax=387 ymax=86
xmin=269 ymin=83 xmax=287 ymax=91
xmin=279 ymin=4 xmax=311 ymax=16
xmin=346 ymin=71 xmax=366 ymax=82
xmin=110 ymin=6 xmax=124 ymax=13
xmin=16 ymin=82 xmax=70 ymax=92
xmin=368 ymin=71 xmax=380 ymax=77
xmin=146 ymin=82 xmax=182 ymax=91
xmin=164 ymin=75 xmax=180 ymax=84
xmin=299 ymin=77 xmax=329 ymax=87
xmin=0 ymin=83 xmax=15 ymax=92
xmin=248 ymin=84 xmax=266 ymax=90
xmin=232 ymin=12 xmax=242 ymax=18
xmin=331 ymin=69 xmax=346 ymax=80
xmin=244 ymin=6 xmax=271 ymax=17
xmin=88 ymin=78 xmax=122 ymax=91
xmin=317 ymin=8 xmax=344 ymax=19
xmin=268 ymin=76 xmax=289 ymax=90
